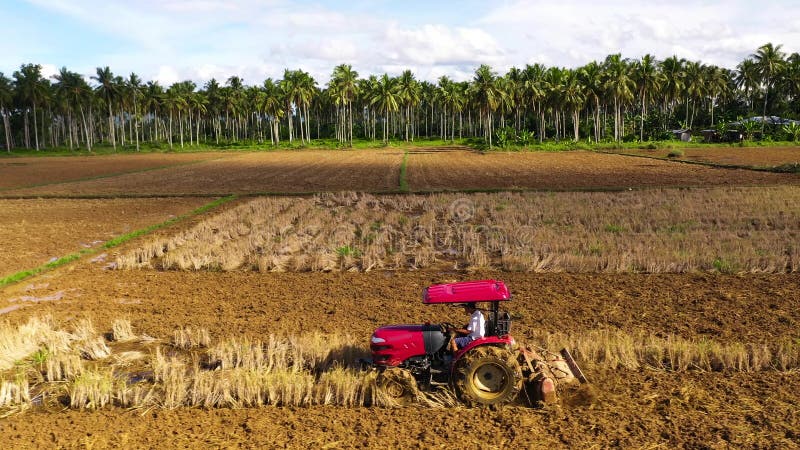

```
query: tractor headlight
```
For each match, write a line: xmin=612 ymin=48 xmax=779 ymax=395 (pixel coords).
xmin=371 ymin=336 xmax=386 ymax=344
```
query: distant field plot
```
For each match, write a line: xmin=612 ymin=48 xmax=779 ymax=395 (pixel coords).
xmin=405 ymin=149 xmax=800 ymax=191
xmin=0 ymin=197 xmax=210 ymax=277
xmin=7 ymin=150 xmax=403 ymax=196
xmin=614 ymin=146 xmax=800 ymax=168
xmin=0 ymin=153 xmax=223 ymax=190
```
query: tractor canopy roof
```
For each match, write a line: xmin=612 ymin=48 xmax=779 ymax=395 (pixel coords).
xmin=422 ymin=280 xmax=510 ymax=305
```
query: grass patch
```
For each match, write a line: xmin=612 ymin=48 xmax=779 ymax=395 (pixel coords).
xmin=0 ymin=196 xmax=236 ymax=289
xmin=667 ymin=149 xmax=685 ymax=158
xmin=772 ymin=162 xmax=800 ymax=173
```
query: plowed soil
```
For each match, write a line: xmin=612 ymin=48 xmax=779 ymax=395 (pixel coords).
xmin=0 ymin=198 xmax=211 ymax=278
xmin=3 ymin=369 xmax=799 ymax=449
xmin=0 ymin=152 xmax=224 ymax=190
xmin=2 ymin=267 xmax=798 ymax=346
xmin=7 ymin=150 xmax=403 ymax=196
xmin=614 ymin=145 xmax=800 ymax=167
xmin=406 ymin=149 xmax=800 ymax=190
xmin=1 ymin=264 xmax=799 ymax=448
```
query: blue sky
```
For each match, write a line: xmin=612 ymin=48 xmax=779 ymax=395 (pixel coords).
xmin=2 ymin=0 xmax=798 ymax=86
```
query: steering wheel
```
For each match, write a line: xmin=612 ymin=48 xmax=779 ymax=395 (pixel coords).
xmin=439 ymin=322 xmax=457 ymax=334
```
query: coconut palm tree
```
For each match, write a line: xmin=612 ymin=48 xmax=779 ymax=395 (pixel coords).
xmin=752 ymin=43 xmax=786 ymax=129
xmin=603 ymin=55 xmax=635 ymax=141
xmin=523 ymin=63 xmax=546 ymax=141
xmin=735 ymin=58 xmax=760 ymax=113
xmin=0 ymin=72 xmax=14 ymax=151
xmin=261 ymin=78 xmax=284 ymax=145
xmin=163 ymin=83 xmax=188 ymax=148
xmin=683 ymin=61 xmax=706 ymax=128
xmin=562 ymin=69 xmax=585 ymax=141
xmin=469 ymin=65 xmax=501 ymax=147
xmin=143 ymin=81 xmax=164 ymax=143
xmin=127 ymin=73 xmax=142 ymax=151
xmin=92 ymin=66 xmax=118 ymax=149
xmin=633 ymin=54 xmax=662 ymax=140
xmin=784 ymin=53 xmax=800 ymax=116
xmin=188 ymin=91 xmax=208 ymax=145
xmin=13 ymin=64 xmax=48 ymax=150
xmin=705 ymin=66 xmax=731 ymax=126
xmin=329 ymin=64 xmax=359 ymax=146
xmin=370 ymin=74 xmax=399 ymax=143
xmin=578 ymin=62 xmax=604 ymax=142
xmin=294 ymin=70 xmax=317 ymax=143
xmin=279 ymin=71 xmax=298 ymax=143
xmin=396 ymin=70 xmax=420 ymax=142
xmin=53 ymin=67 xmax=93 ymax=151
xmin=660 ymin=56 xmax=685 ymax=128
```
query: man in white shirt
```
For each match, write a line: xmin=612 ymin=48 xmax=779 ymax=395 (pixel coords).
xmin=448 ymin=302 xmax=485 ymax=352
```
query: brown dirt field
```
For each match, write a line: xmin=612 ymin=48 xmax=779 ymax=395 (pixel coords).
xmin=0 ymin=264 xmax=798 ymax=448
xmin=2 ymin=369 xmax=798 ymax=449
xmin=2 ymin=268 xmax=797 ymax=346
xmin=406 ymin=149 xmax=800 ymax=190
xmin=0 ymin=152 xmax=225 ymax=190
xmin=1 ymin=183 xmax=798 ymax=448
xmin=614 ymin=146 xmax=800 ymax=167
xmin=0 ymin=197 xmax=213 ymax=278
xmin=7 ymin=150 xmax=403 ymax=196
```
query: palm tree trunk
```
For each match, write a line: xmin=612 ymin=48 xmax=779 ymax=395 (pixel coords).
xmin=179 ymin=109 xmax=184 ymax=148
xmin=33 ymin=104 xmax=40 ymax=151
xmin=2 ymin=107 xmax=10 ymax=152
xmin=108 ymin=102 xmax=115 ymax=150
xmin=762 ymin=77 xmax=770 ymax=133
xmin=573 ymin=110 xmax=579 ymax=141
xmin=640 ymin=91 xmax=646 ymax=141
xmin=79 ymin=104 xmax=91 ymax=152
xmin=134 ymin=99 xmax=140 ymax=151
xmin=169 ymin=111 xmax=174 ymax=149
xmin=349 ymin=101 xmax=353 ymax=146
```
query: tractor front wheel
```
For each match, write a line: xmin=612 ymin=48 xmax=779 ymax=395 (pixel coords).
xmin=453 ymin=346 xmax=523 ymax=407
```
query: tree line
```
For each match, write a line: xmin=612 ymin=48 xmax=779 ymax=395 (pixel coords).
xmin=1 ymin=43 xmax=798 ymax=152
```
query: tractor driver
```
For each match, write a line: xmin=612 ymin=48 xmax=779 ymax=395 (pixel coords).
xmin=448 ymin=302 xmax=485 ymax=353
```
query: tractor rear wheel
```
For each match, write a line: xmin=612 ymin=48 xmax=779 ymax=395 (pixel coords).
xmin=376 ymin=367 xmax=419 ymax=406
xmin=452 ymin=346 xmax=523 ymax=407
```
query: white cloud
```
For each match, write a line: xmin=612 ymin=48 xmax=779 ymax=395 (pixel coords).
xmin=480 ymin=0 xmax=799 ymax=68
xmin=153 ymin=66 xmax=180 ymax=85
xmin=13 ymin=0 xmax=800 ymax=87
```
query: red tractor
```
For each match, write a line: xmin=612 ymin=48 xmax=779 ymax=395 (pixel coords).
xmin=369 ymin=280 xmax=587 ymax=406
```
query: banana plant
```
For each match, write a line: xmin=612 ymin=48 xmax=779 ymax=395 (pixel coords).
xmin=782 ymin=122 xmax=800 ymax=141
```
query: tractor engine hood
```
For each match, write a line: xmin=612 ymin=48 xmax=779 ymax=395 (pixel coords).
xmin=370 ymin=324 xmax=446 ymax=367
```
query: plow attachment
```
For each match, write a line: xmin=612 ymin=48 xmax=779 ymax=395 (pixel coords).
xmin=518 ymin=345 xmax=589 ymax=405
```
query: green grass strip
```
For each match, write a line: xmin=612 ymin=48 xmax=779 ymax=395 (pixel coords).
xmin=0 ymin=195 xmax=236 ymax=289
xmin=399 ymin=151 xmax=410 ymax=192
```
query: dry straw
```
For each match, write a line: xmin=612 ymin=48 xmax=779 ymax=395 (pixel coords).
xmin=2 ymin=317 xmax=798 ymax=415
xmin=532 ymin=329 xmax=800 ymax=372
xmin=116 ymin=188 xmax=800 ymax=274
